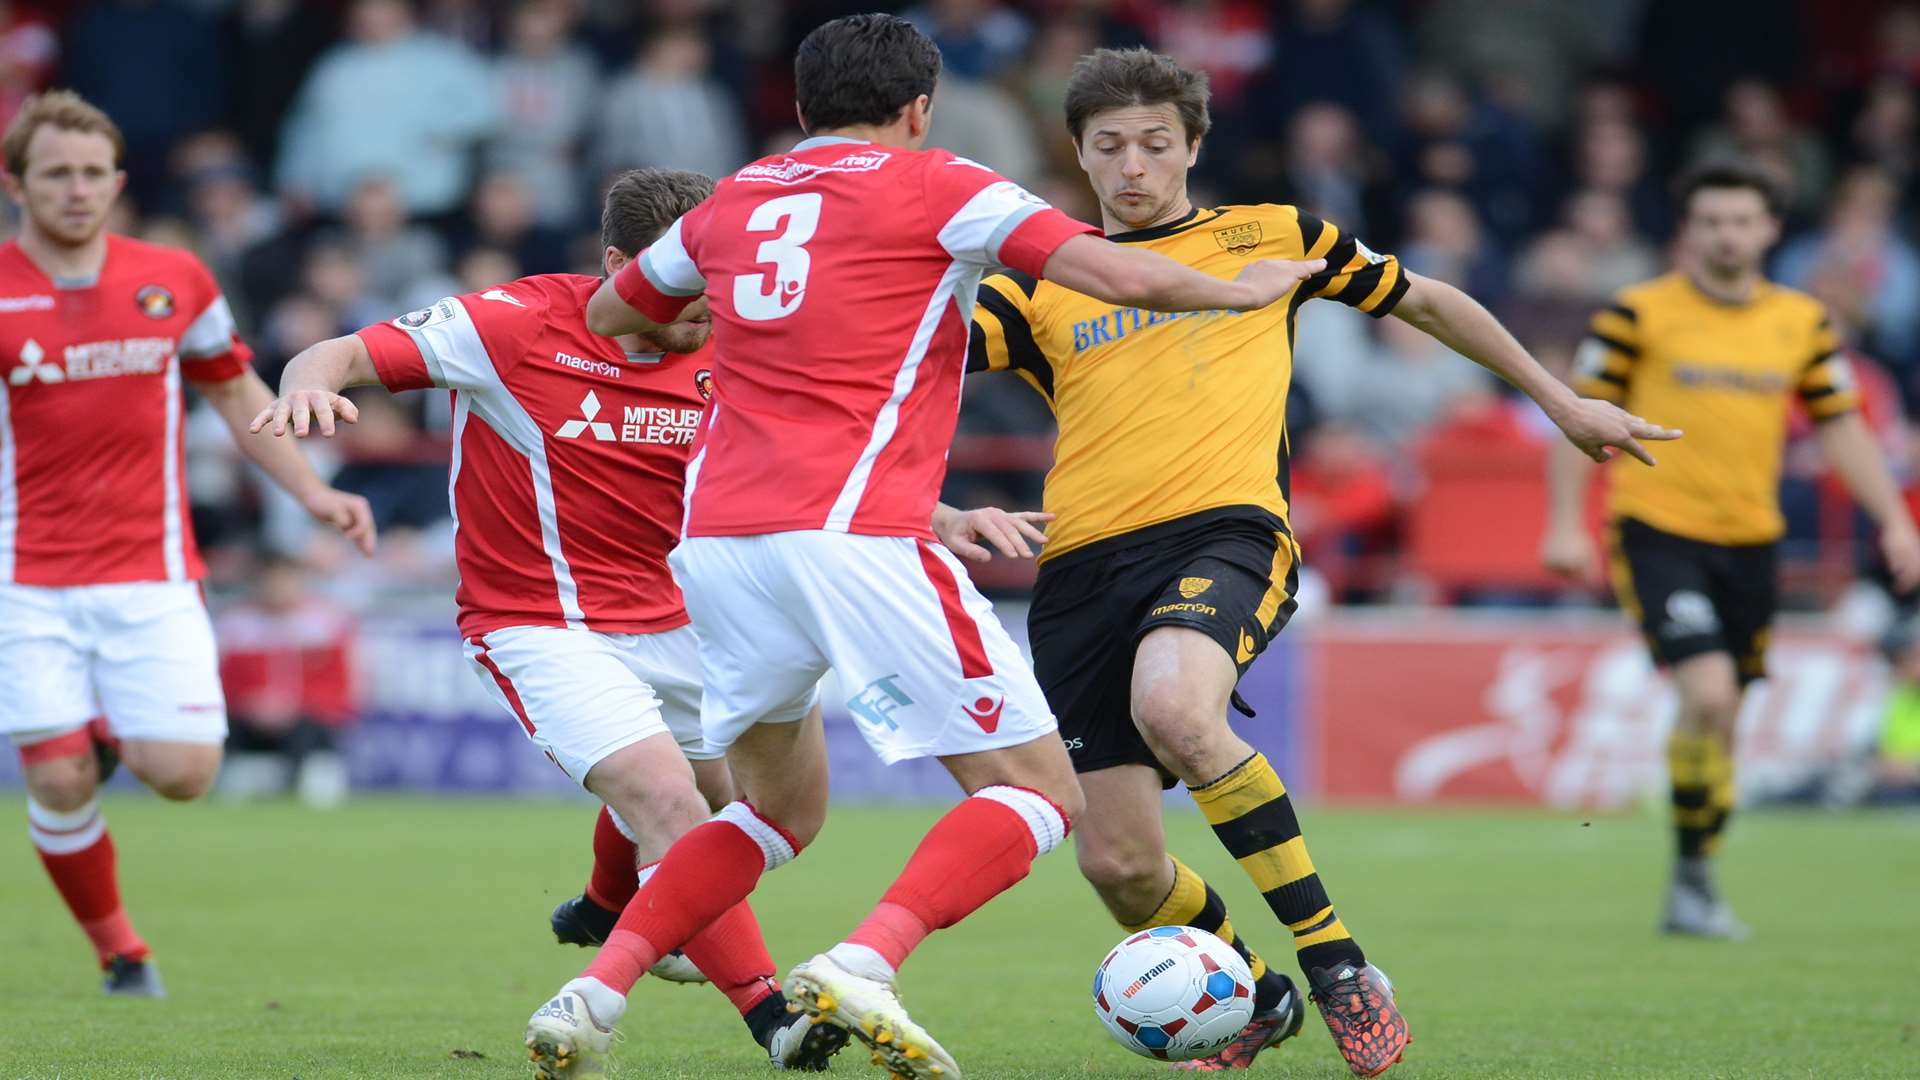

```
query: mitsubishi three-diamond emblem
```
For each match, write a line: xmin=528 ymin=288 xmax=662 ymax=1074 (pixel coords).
xmin=554 ymin=390 xmax=616 ymax=441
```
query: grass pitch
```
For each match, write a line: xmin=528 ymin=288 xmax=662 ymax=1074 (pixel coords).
xmin=2 ymin=797 xmax=1916 ymax=1080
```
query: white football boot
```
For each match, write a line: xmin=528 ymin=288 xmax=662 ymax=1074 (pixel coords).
xmin=783 ymin=952 xmax=961 ymax=1079
xmin=524 ymin=987 xmax=616 ymax=1079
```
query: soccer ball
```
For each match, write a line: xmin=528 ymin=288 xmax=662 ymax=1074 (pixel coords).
xmin=1092 ymin=925 xmax=1255 ymax=1061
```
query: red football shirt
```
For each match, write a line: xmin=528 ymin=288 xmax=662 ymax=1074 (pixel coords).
xmin=358 ymin=274 xmax=709 ymax=640
xmin=0 ymin=235 xmax=252 ymax=586
xmin=613 ymin=137 xmax=1095 ymax=540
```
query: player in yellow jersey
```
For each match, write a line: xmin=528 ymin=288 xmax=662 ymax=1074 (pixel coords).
xmin=957 ymin=47 xmax=1674 ymax=1077
xmin=1541 ymin=162 xmax=1920 ymax=939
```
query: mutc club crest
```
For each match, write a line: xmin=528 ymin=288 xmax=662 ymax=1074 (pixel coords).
xmin=1212 ymin=223 xmax=1262 ymax=256
xmin=1178 ymin=576 xmax=1213 ymax=599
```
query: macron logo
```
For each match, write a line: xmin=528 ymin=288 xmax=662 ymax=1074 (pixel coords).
xmin=9 ymin=339 xmax=62 ymax=385
xmin=554 ymin=390 xmax=616 ymax=441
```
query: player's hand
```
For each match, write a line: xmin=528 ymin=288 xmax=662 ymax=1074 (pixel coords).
xmin=250 ymin=391 xmax=360 ymax=438
xmin=1539 ymin=521 xmax=1601 ymax=584
xmin=1881 ymin=521 xmax=1920 ymax=594
xmin=303 ymin=487 xmax=377 ymax=556
xmin=934 ymin=505 xmax=1053 ymax=562
xmin=1551 ymin=397 xmax=1681 ymax=466
xmin=1230 ymin=258 xmax=1327 ymax=310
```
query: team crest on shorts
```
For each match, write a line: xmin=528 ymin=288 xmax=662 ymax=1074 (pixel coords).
xmin=135 ymin=285 xmax=175 ymax=319
xmin=694 ymin=369 xmax=715 ymax=401
xmin=1212 ymin=222 xmax=1263 ymax=256
xmin=1179 ymin=576 xmax=1214 ymax=599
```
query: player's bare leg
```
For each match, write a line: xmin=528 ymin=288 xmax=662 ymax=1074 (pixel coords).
xmin=528 ymin=714 xmax=845 ymax=1077
xmin=1076 ymin=764 xmax=1305 ymax=1071
xmin=118 ymin=739 xmax=222 ymax=802
xmin=1132 ymin=627 xmax=1404 ymax=1076
xmin=1664 ymin=652 xmax=1749 ymax=940
xmin=19 ymin=730 xmax=176 ymax=996
xmin=785 ymin=735 xmax=1082 ymax=1080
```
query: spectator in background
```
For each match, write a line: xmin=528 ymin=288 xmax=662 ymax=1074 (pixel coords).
xmin=1776 ymin=166 xmax=1920 ymax=374
xmin=1339 ymin=316 xmax=1495 ymax=448
xmin=1016 ymin=15 xmax=1101 ymax=183
xmin=1690 ymin=80 xmax=1832 ymax=222
xmin=276 ymin=0 xmax=498 ymax=218
xmin=1397 ymin=188 xmax=1507 ymax=304
xmin=1276 ymin=103 xmax=1373 ymax=235
xmin=1287 ymin=422 xmax=1398 ymax=597
xmin=456 ymin=172 xmax=570 ymax=277
xmin=215 ymin=553 xmax=360 ymax=809
xmin=1243 ymin=0 xmax=1402 ymax=149
xmin=1146 ymin=0 xmax=1273 ymax=108
xmin=594 ymin=22 xmax=746 ymax=183
xmin=177 ymin=133 xmax=283 ymax=295
xmin=1416 ymin=0 xmax=1641 ymax=128
xmin=488 ymin=0 xmax=598 ymax=230
xmin=222 ymin=0 xmax=338 ymax=170
xmin=924 ymin=76 xmax=1045 ymax=188
xmin=1844 ymin=79 xmax=1918 ymax=213
xmin=1514 ymin=189 xmax=1659 ymax=303
xmin=66 ymin=0 xmax=225 ymax=206
xmin=906 ymin=0 xmax=1030 ymax=81
xmin=335 ymin=176 xmax=452 ymax=313
xmin=1394 ymin=69 xmax=1542 ymax=246
xmin=455 ymin=247 xmax=522 ymax=294
xmin=1570 ymin=115 xmax=1669 ymax=241
xmin=298 ymin=240 xmax=386 ymax=334
xmin=0 ymin=0 xmax=56 ymax=125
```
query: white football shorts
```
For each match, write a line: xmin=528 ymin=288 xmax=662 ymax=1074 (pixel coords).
xmin=463 ymin=623 xmax=716 ymax=786
xmin=0 ymin=580 xmax=226 ymax=746
xmin=668 ymin=530 xmax=1056 ymax=763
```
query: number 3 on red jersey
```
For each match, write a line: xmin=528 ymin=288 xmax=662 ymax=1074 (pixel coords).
xmin=734 ymin=193 xmax=821 ymax=321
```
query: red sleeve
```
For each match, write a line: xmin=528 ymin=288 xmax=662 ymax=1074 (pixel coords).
xmin=999 ymin=210 xmax=1098 ymax=279
xmin=355 ymin=322 xmax=435 ymax=391
xmin=175 ymin=255 xmax=255 ymax=383
xmin=612 ymin=256 xmax=699 ymax=325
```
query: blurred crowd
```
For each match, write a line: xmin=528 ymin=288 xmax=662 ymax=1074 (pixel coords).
xmin=7 ymin=0 xmax=1920 ymax=605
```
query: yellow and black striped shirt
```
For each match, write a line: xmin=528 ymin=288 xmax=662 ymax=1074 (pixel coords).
xmin=967 ymin=204 xmax=1408 ymax=561
xmin=1573 ymin=272 xmax=1858 ymax=545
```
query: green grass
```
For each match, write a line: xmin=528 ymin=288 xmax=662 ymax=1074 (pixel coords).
xmin=3 ymin=798 xmax=1918 ymax=1079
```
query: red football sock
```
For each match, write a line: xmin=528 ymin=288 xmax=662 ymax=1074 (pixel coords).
xmin=682 ymin=901 xmax=779 ymax=1014
xmin=581 ymin=802 xmax=799 ymax=995
xmin=585 ymin=806 xmax=638 ymax=911
xmin=847 ymin=786 xmax=1069 ymax=970
xmin=29 ymin=798 xmax=149 ymax=967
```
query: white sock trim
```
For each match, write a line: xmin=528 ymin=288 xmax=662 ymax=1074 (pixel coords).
xmin=27 ymin=797 xmax=105 ymax=855
xmin=714 ymin=801 xmax=798 ymax=871
xmin=562 ymin=976 xmax=627 ymax=1027
xmin=605 ymin=806 xmax=638 ymax=843
xmin=974 ymin=785 xmax=1068 ymax=856
xmin=826 ymin=942 xmax=896 ymax=984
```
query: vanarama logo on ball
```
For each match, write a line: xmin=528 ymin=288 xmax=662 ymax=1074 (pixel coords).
xmin=1121 ymin=958 xmax=1178 ymax=1000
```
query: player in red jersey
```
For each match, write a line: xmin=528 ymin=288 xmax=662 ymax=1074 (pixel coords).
xmin=508 ymin=15 xmax=1344 ymax=1080
xmin=0 ymin=91 xmax=375 ymax=997
xmin=257 ymin=168 xmax=1045 ymax=1071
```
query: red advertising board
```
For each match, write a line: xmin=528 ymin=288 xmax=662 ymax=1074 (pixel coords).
xmin=1302 ymin=616 xmax=1886 ymax=808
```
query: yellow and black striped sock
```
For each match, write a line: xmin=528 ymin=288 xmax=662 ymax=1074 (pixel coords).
xmin=1189 ymin=752 xmax=1364 ymax=975
xmin=1120 ymin=855 xmax=1293 ymax=1014
xmin=1669 ymin=733 xmax=1735 ymax=858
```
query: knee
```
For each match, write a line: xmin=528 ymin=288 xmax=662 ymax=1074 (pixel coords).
xmin=26 ymin=757 xmax=99 ymax=812
xmin=1131 ymin=687 xmax=1226 ymax=780
xmin=122 ymin=746 xmax=221 ymax=802
xmin=1049 ymin=779 xmax=1087 ymax=830
xmin=143 ymin=765 xmax=217 ymax=801
xmin=1680 ymin=681 xmax=1742 ymax=731
xmin=1074 ymin=834 xmax=1162 ymax=895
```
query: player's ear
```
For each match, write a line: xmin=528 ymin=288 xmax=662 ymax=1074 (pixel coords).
xmin=906 ymin=94 xmax=932 ymax=140
xmin=1186 ymin=137 xmax=1202 ymax=169
xmin=602 ymin=245 xmax=630 ymax=279
xmin=794 ymin=102 xmax=809 ymax=135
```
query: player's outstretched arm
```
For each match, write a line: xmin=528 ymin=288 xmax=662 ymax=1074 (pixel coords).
xmin=249 ymin=334 xmax=380 ymax=439
xmin=1816 ymin=412 xmax=1920 ymax=591
xmin=1391 ymin=272 xmax=1681 ymax=465
xmin=931 ymin=502 xmax=1054 ymax=562
xmin=1040 ymin=234 xmax=1324 ymax=314
xmin=204 ymin=353 xmax=376 ymax=554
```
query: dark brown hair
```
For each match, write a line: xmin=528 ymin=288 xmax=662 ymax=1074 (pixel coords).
xmin=795 ymin=14 xmax=942 ymax=132
xmin=1064 ymin=47 xmax=1211 ymax=146
xmin=3 ymin=90 xmax=124 ymax=177
xmin=601 ymin=168 xmax=715 ymax=255
xmin=1674 ymin=160 xmax=1782 ymax=219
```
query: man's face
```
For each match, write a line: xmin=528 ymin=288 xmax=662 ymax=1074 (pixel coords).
xmin=1681 ymin=187 xmax=1779 ymax=277
xmin=604 ymin=245 xmax=712 ymax=353
xmin=1074 ymin=102 xmax=1197 ymax=229
xmin=5 ymin=126 xmax=123 ymax=247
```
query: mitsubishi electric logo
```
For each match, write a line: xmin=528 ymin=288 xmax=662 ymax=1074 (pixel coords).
xmin=9 ymin=338 xmax=62 ymax=385
xmin=554 ymin=390 xmax=616 ymax=441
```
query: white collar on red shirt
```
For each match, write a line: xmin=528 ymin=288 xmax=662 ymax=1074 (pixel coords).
xmin=792 ymin=135 xmax=870 ymax=151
